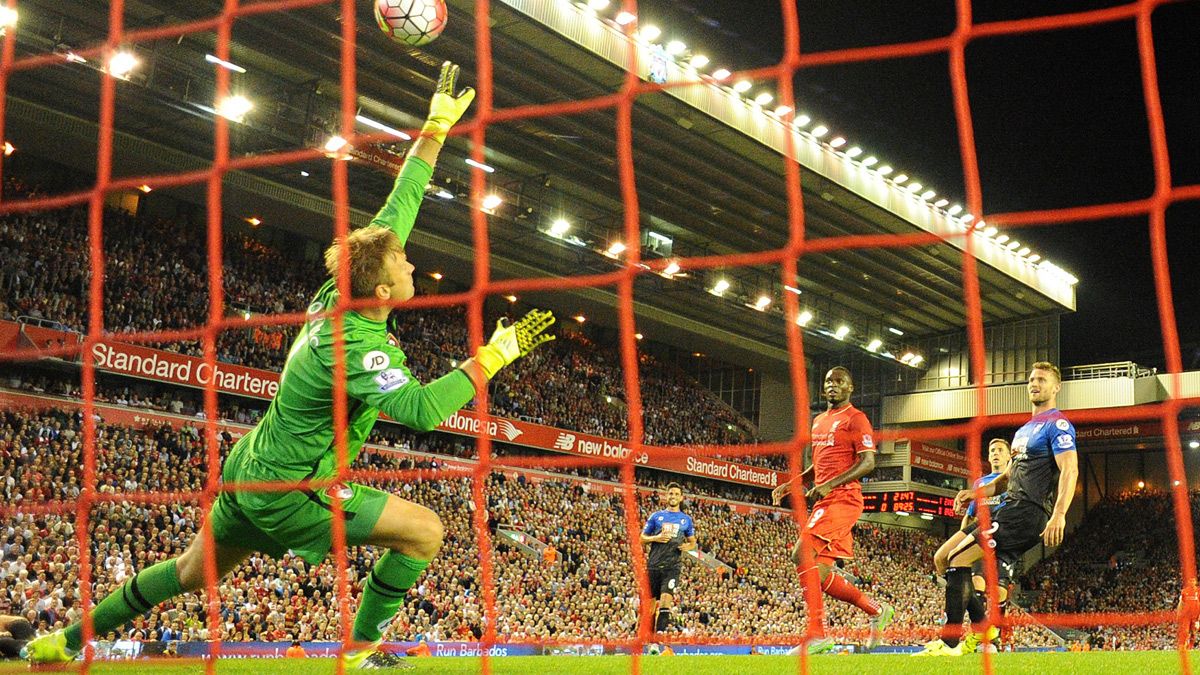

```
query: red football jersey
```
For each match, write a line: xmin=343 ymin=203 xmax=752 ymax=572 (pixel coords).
xmin=811 ymin=404 xmax=876 ymax=494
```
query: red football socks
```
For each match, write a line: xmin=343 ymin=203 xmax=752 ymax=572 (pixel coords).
xmin=822 ymin=572 xmax=881 ymax=616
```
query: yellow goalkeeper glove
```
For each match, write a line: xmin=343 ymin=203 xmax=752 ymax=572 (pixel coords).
xmin=474 ymin=309 xmax=556 ymax=379
xmin=422 ymin=61 xmax=476 ymax=144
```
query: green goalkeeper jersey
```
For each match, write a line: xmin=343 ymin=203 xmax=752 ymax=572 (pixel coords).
xmin=229 ymin=156 xmax=475 ymax=485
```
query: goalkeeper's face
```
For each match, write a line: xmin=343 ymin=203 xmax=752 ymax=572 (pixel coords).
xmin=378 ymin=249 xmax=416 ymax=303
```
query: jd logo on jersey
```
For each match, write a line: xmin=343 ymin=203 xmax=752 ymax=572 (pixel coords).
xmin=363 ymin=350 xmax=390 ymax=371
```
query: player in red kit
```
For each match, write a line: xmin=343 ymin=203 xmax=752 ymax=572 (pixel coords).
xmin=772 ymin=366 xmax=895 ymax=654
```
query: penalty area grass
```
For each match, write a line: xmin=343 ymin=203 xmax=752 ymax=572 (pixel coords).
xmin=4 ymin=652 xmax=1197 ymax=674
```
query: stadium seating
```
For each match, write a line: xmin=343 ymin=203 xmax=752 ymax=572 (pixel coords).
xmin=2 ymin=405 xmax=1075 ymax=648
xmin=0 ymin=368 xmax=775 ymax=505
xmin=1023 ymin=489 xmax=1199 ymax=650
xmin=0 ymin=205 xmax=770 ymax=467
xmin=0 ymin=181 xmax=1186 ymax=651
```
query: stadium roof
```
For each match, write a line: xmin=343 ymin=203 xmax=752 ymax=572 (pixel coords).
xmin=5 ymin=0 xmax=1076 ymax=372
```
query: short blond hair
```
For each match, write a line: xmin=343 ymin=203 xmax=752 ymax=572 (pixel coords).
xmin=1031 ymin=361 xmax=1062 ymax=383
xmin=323 ymin=226 xmax=404 ymax=299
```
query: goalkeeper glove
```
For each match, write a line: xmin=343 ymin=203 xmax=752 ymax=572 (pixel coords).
xmin=474 ymin=309 xmax=556 ymax=379
xmin=422 ymin=61 xmax=476 ymax=144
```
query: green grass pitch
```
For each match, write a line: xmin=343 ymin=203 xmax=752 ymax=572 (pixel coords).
xmin=2 ymin=653 xmax=1197 ymax=675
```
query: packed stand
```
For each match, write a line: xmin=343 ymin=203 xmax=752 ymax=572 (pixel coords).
xmin=3 ymin=404 xmax=1067 ymax=649
xmin=0 ymin=204 xmax=768 ymax=464
xmin=1024 ymin=490 xmax=1200 ymax=650
xmin=0 ymin=368 xmax=771 ymax=505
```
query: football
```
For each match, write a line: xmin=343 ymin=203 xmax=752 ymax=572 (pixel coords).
xmin=373 ymin=0 xmax=448 ymax=47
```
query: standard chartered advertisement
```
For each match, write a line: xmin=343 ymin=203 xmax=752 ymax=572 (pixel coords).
xmin=3 ymin=317 xmax=789 ymax=488
xmin=90 ymin=341 xmax=280 ymax=398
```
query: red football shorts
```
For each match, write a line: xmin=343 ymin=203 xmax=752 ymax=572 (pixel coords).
xmin=800 ymin=490 xmax=863 ymax=565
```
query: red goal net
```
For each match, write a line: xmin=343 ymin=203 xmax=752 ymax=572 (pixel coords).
xmin=0 ymin=0 xmax=1196 ymax=674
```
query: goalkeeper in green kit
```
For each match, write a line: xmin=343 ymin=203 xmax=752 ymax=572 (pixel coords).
xmin=25 ymin=62 xmax=554 ymax=668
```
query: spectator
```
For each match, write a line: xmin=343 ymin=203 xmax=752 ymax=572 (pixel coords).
xmin=0 ymin=403 xmax=1068 ymax=648
xmin=0 ymin=203 xmax=771 ymax=466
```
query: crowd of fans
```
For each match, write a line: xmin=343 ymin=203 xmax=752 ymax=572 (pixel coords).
xmin=393 ymin=306 xmax=760 ymax=451
xmin=0 ymin=404 xmax=1074 ymax=652
xmin=0 ymin=203 xmax=775 ymax=467
xmin=1024 ymin=490 xmax=1200 ymax=650
xmin=1 ymin=368 xmax=776 ymax=506
xmin=1 ymin=181 xmax=1190 ymax=653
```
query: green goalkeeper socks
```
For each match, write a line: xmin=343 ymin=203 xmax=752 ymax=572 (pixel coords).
xmin=352 ymin=552 xmax=430 ymax=643
xmin=64 ymin=558 xmax=183 ymax=652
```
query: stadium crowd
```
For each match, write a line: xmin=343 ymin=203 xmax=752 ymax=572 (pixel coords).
xmin=1 ymin=403 xmax=1127 ymax=652
xmin=0 ymin=204 xmax=771 ymax=467
xmin=0 ymin=184 xmax=1190 ymax=653
xmin=1024 ymin=489 xmax=1200 ymax=650
xmin=0 ymin=368 xmax=776 ymax=506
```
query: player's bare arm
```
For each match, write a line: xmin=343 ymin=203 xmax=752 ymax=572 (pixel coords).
xmin=955 ymin=462 xmax=1012 ymax=514
xmin=640 ymin=531 xmax=672 ymax=545
xmin=771 ymin=463 xmax=814 ymax=505
xmin=1040 ymin=449 xmax=1079 ymax=547
xmin=808 ymin=450 xmax=875 ymax=502
xmin=678 ymin=535 xmax=698 ymax=553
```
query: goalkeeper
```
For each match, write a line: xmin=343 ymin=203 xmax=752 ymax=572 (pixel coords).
xmin=26 ymin=62 xmax=555 ymax=668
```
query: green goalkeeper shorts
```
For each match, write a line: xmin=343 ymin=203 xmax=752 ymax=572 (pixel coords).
xmin=207 ymin=449 xmax=390 ymax=564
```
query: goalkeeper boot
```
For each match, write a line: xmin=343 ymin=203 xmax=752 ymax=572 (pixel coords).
xmin=21 ymin=630 xmax=77 ymax=664
xmin=345 ymin=641 xmax=415 ymax=670
xmin=961 ymin=625 xmax=1001 ymax=654
xmin=911 ymin=639 xmax=963 ymax=657
xmin=866 ymin=602 xmax=896 ymax=651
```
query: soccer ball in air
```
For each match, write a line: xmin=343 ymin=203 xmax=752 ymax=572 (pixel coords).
xmin=373 ymin=0 xmax=447 ymax=47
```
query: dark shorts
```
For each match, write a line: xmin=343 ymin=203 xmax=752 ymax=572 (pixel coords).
xmin=0 ymin=618 xmax=33 ymax=659
xmin=962 ymin=501 xmax=1047 ymax=585
xmin=649 ymin=568 xmax=681 ymax=598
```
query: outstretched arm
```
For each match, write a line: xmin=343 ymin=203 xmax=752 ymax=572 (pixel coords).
xmin=408 ymin=60 xmax=475 ymax=167
xmin=345 ymin=310 xmax=557 ymax=433
xmin=370 ymin=61 xmax=475 ymax=246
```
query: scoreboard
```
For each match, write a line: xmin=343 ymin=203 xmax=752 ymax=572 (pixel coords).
xmin=861 ymin=491 xmax=957 ymax=518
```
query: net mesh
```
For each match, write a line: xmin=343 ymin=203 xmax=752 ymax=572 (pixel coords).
xmin=0 ymin=0 xmax=1196 ymax=673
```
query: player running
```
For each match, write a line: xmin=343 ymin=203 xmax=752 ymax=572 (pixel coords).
xmin=915 ymin=362 xmax=1078 ymax=656
xmin=639 ymin=482 xmax=697 ymax=650
xmin=932 ymin=438 xmax=1011 ymax=653
xmin=771 ymin=366 xmax=895 ymax=654
xmin=24 ymin=63 xmax=556 ymax=668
